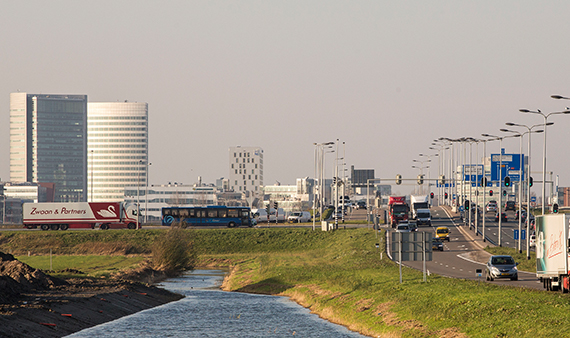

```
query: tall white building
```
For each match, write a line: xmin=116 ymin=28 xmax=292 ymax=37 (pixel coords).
xmin=229 ymin=146 xmax=263 ymax=197
xmin=9 ymin=93 xmax=88 ymax=202
xmin=87 ymin=102 xmax=148 ymax=202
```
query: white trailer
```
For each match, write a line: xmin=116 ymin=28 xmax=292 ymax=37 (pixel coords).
xmin=22 ymin=202 xmax=139 ymax=231
xmin=536 ymin=214 xmax=570 ymax=292
xmin=410 ymin=195 xmax=429 ymax=219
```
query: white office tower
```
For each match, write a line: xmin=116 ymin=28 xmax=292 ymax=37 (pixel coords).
xmin=9 ymin=93 xmax=88 ymax=202
xmin=88 ymin=102 xmax=148 ymax=202
xmin=229 ymin=146 xmax=263 ymax=197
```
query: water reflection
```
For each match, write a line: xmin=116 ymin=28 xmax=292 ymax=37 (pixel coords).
xmin=66 ymin=269 xmax=367 ymax=338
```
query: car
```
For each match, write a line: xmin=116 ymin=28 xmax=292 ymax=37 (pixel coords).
xmin=515 ymin=210 xmax=535 ymax=223
xmin=435 ymin=226 xmax=450 ymax=241
xmin=530 ymin=233 xmax=536 ymax=247
xmin=495 ymin=212 xmax=508 ymax=222
xmin=432 ymin=238 xmax=444 ymax=251
xmin=395 ymin=222 xmax=411 ymax=232
xmin=486 ymin=201 xmax=497 ymax=212
xmin=408 ymin=222 xmax=418 ymax=232
xmin=486 ymin=255 xmax=518 ymax=281
xmin=505 ymin=201 xmax=516 ymax=211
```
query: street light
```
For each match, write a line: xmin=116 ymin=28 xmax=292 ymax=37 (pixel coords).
xmin=519 ymin=108 xmax=570 ymax=214
xmin=505 ymin=122 xmax=548 ymax=259
xmin=90 ymin=150 xmax=94 ymax=202
xmin=145 ymin=162 xmax=152 ymax=224
xmin=501 ymin=127 xmax=543 ymax=253
xmin=137 ymin=159 xmax=142 ymax=229
xmin=313 ymin=141 xmax=334 ymax=229
xmin=481 ymin=133 xmax=519 ymax=246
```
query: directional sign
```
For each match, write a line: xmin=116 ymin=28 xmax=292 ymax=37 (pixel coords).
xmin=491 ymin=150 xmax=525 ymax=182
xmin=514 ymin=229 xmax=519 ymax=240
xmin=521 ymin=229 xmax=526 ymax=240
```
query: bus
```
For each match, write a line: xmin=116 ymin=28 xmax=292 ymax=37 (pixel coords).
xmin=161 ymin=206 xmax=255 ymax=228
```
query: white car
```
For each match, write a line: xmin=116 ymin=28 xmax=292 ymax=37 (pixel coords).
xmin=287 ymin=211 xmax=311 ymax=223
xmin=395 ymin=223 xmax=411 ymax=232
xmin=530 ymin=233 xmax=536 ymax=247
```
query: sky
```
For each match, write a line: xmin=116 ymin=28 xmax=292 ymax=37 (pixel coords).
xmin=2 ymin=1 xmax=570 ymax=195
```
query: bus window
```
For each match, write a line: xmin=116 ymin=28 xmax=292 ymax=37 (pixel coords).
xmin=179 ymin=208 xmax=189 ymax=217
xmin=218 ymin=209 xmax=227 ymax=218
xmin=207 ymin=209 xmax=217 ymax=218
xmin=228 ymin=209 xmax=239 ymax=218
xmin=196 ymin=209 xmax=206 ymax=218
xmin=188 ymin=208 xmax=196 ymax=218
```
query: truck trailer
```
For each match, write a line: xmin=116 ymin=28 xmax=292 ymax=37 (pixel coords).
xmin=536 ymin=213 xmax=570 ymax=292
xmin=410 ymin=194 xmax=429 ymax=219
xmin=388 ymin=196 xmax=409 ymax=228
xmin=22 ymin=202 xmax=139 ymax=231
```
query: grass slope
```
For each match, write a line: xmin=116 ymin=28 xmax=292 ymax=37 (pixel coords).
xmin=2 ymin=228 xmax=569 ymax=337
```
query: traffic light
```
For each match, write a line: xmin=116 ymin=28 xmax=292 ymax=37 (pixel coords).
xmin=266 ymin=204 xmax=270 ymax=213
xmin=502 ymin=190 xmax=507 ymax=197
xmin=529 ymin=176 xmax=533 ymax=187
xmin=417 ymin=174 xmax=424 ymax=185
xmin=481 ymin=177 xmax=487 ymax=187
xmin=430 ymin=192 xmax=434 ymax=199
xmin=504 ymin=176 xmax=511 ymax=187
xmin=553 ymin=203 xmax=559 ymax=213
xmin=395 ymin=174 xmax=402 ymax=185
xmin=464 ymin=200 xmax=470 ymax=211
xmin=489 ymin=190 xmax=493 ymax=196
xmin=445 ymin=192 xmax=448 ymax=199
xmin=273 ymin=202 xmax=278 ymax=209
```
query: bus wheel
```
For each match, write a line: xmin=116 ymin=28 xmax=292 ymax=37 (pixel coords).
xmin=228 ymin=222 xmax=236 ymax=228
xmin=60 ymin=224 xmax=69 ymax=231
xmin=100 ymin=224 xmax=109 ymax=230
xmin=40 ymin=224 xmax=50 ymax=231
xmin=128 ymin=223 xmax=136 ymax=230
xmin=50 ymin=224 xmax=60 ymax=231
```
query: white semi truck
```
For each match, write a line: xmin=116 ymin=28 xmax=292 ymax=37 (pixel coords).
xmin=22 ymin=202 xmax=140 ymax=231
xmin=536 ymin=213 xmax=570 ymax=292
xmin=410 ymin=195 xmax=429 ymax=219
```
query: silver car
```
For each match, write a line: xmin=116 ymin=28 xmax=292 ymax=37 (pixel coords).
xmin=486 ymin=255 xmax=518 ymax=281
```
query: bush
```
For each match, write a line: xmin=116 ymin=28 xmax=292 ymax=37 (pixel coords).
xmin=151 ymin=228 xmax=196 ymax=275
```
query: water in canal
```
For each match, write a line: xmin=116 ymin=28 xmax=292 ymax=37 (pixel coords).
xmin=66 ymin=269 xmax=368 ymax=337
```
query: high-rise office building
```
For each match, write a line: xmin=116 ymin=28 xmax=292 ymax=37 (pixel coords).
xmin=9 ymin=93 xmax=88 ymax=202
xmin=87 ymin=102 xmax=148 ymax=202
xmin=229 ymin=146 xmax=263 ymax=196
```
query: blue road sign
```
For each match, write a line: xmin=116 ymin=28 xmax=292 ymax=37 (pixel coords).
xmin=514 ymin=229 xmax=519 ymax=240
xmin=522 ymin=229 xmax=526 ymax=240
xmin=491 ymin=149 xmax=525 ymax=182
xmin=531 ymin=196 xmax=537 ymax=203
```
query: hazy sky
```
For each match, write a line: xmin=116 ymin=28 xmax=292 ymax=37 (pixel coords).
xmin=2 ymin=1 xmax=570 ymax=194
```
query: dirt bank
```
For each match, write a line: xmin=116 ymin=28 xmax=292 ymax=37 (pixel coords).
xmin=0 ymin=252 xmax=183 ymax=338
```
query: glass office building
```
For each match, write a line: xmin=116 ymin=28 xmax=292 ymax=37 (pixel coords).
xmin=88 ymin=102 xmax=148 ymax=202
xmin=10 ymin=93 xmax=88 ymax=202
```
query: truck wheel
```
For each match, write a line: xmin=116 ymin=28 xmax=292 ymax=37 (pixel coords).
xmin=40 ymin=224 xmax=50 ymax=231
xmin=127 ymin=223 xmax=136 ymax=230
xmin=100 ymin=224 xmax=109 ymax=230
xmin=227 ymin=222 xmax=236 ymax=228
xmin=50 ymin=224 xmax=60 ymax=231
xmin=26 ymin=225 xmax=35 ymax=229
xmin=60 ymin=224 xmax=69 ymax=231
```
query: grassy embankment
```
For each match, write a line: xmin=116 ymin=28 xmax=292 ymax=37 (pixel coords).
xmin=1 ymin=228 xmax=569 ymax=337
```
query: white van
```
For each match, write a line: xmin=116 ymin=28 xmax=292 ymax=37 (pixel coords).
xmin=287 ymin=211 xmax=311 ymax=223
xmin=252 ymin=208 xmax=286 ymax=223
xmin=416 ymin=208 xmax=432 ymax=226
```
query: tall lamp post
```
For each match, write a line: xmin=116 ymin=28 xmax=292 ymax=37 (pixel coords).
xmin=137 ymin=159 xmax=142 ymax=229
xmin=145 ymin=162 xmax=152 ymax=224
xmin=505 ymin=122 xmax=549 ymax=259
xmin=313 ymin=141 xmax=334 ymax=229
xmin=519 ymin=108 xmax=570 ymax=214
xmin=90 ymin=150 xmax=94 ymax=202
xmin=501 ymin=127 xmax=544 ymax=253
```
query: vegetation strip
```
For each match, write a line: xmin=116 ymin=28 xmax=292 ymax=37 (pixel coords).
xmin=2 ymin=228 xmax=568 ymax=337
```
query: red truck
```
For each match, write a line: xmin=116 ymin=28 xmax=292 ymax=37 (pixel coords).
xmin=22 ymin=202 xmax=140 ymax=231
xmin=388 ymin=196 xmax=409 ymax=228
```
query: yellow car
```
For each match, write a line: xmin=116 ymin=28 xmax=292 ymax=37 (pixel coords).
xmin=435 ymin=226 xmax=450 ymax=241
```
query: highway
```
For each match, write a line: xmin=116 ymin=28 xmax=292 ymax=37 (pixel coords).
xmin=386 ymin=206 xmax=543 ymax=290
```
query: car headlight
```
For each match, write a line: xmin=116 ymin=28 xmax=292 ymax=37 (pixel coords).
xmin=491 ymin=267 xmax=500 ymax=274
xmin=511 ymin=266 xmax=518 ymax=272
